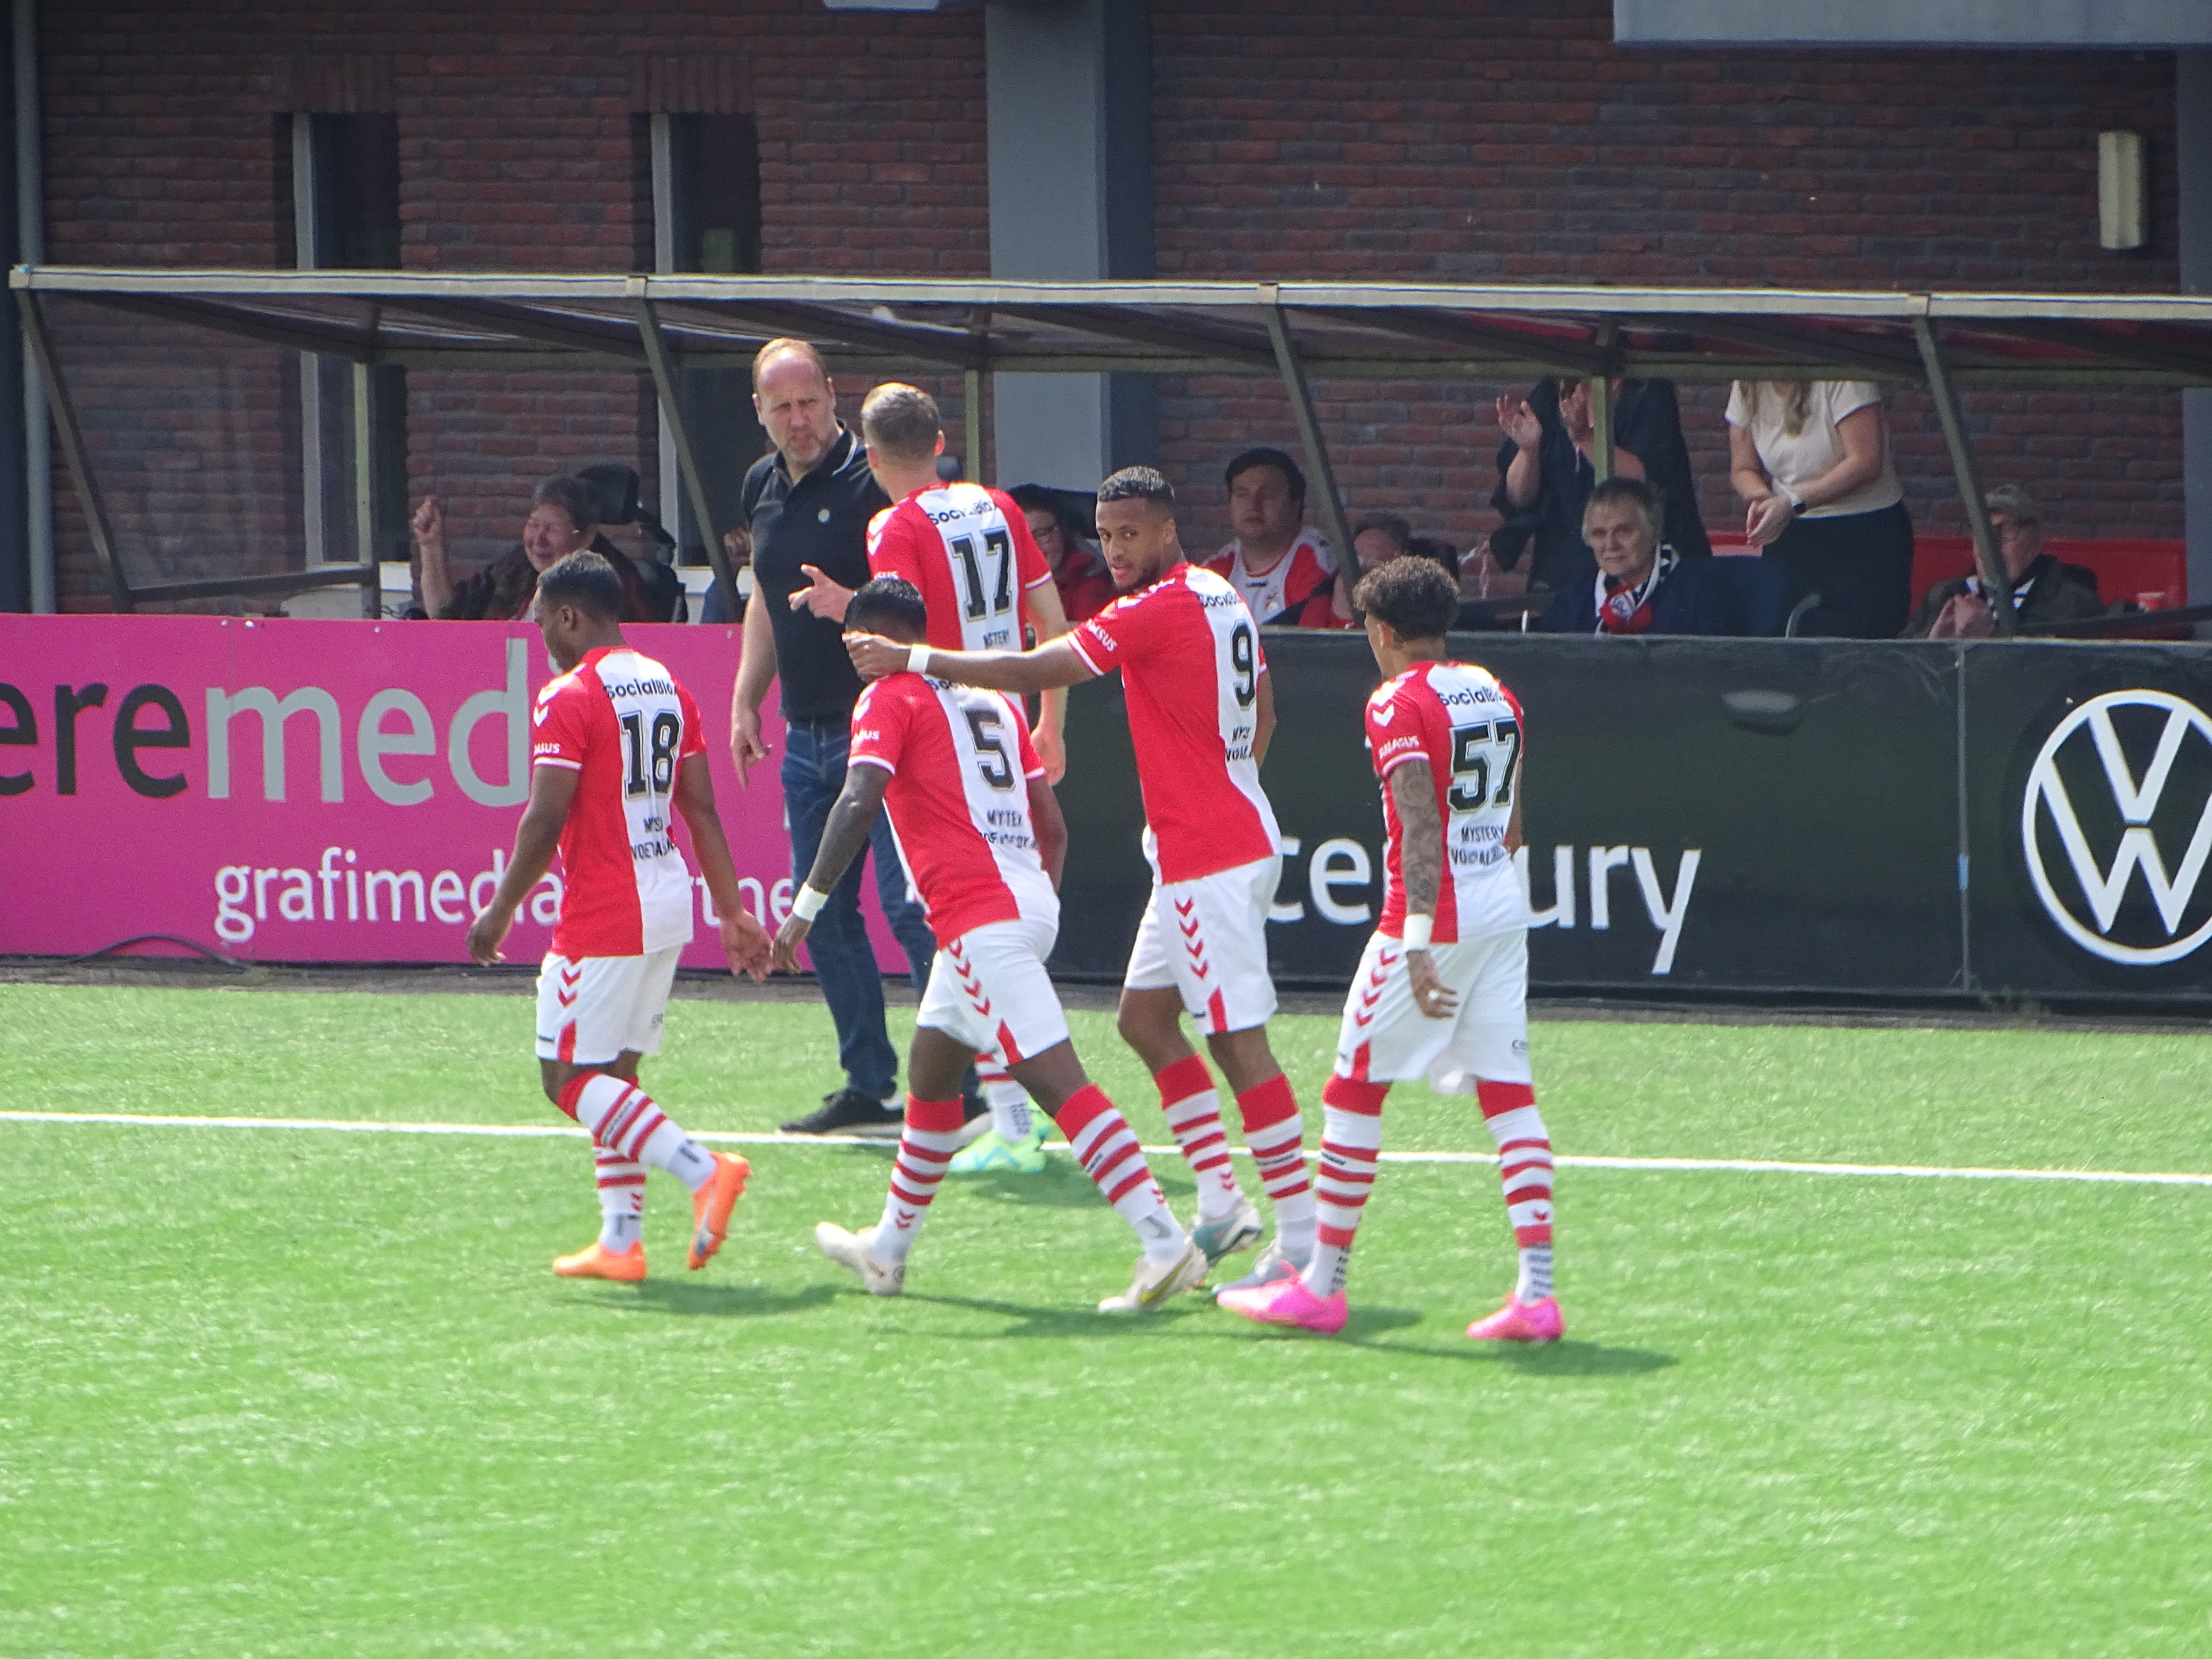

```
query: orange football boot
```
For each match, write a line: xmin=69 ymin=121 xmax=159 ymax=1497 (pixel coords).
xmin=688 ymin=1152 xmax=752 ymax=1270
xmin=553 ymin=1240 xmax=647 ymax=1282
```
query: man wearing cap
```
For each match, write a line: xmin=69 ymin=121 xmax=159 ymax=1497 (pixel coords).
xmin=1901 ymin=486 xmax=2104 ymax=639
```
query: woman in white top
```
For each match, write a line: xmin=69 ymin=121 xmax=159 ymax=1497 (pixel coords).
xmin=1726 ymin=380 xmax=1914 ymax=638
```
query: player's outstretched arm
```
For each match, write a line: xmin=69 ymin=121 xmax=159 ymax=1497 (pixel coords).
xmin=672 ymin=753 xmax=771 ymax=983
xmin=770 ymin=762 xmax=892 ymax=972
xmin=1028 ymin=775 xmax=1069 ymax=890
xmin=1387 ymin=759 xmax=1459 ymax=1021
xmin=846 ymin=631 xmax=1096 ymax=696
xmin=465 ymin=763 xmax=579 ymax=965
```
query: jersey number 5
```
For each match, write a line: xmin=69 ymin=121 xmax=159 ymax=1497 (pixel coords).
xmin=620 ymin=710 xmax=681 ymax=798
xmin=1448 ymin=718 xmax=1519 ymax=811
xmin=964 ymin=707 xmax=1017 ymax=791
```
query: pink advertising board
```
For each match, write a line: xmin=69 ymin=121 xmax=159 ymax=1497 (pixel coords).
xmin=0 ymin=615 xmax=908 ymax=971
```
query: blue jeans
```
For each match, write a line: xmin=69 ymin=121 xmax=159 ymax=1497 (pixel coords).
xmin=782 ymin=717 xmax=940 ymax=1100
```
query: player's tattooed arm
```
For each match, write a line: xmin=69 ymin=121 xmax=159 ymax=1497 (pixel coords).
xmin=673 ymin=753 xmax=771 ymax=982
xmin=846 ymin=632 xmax=1096 ymax=694
xmin=770 ymin=763 xmax=891 ymax=972
xmin=1388 ymin=759 xmax=1459 ymax=1020
xmin=465 ymin=763 xmax=579 ymax=964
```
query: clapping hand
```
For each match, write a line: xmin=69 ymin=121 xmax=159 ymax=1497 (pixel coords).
xmin=1744 ymin=493 xmax=1796 ymax=548
xmin=1495 ymin=395 xmax=1542 ymax=451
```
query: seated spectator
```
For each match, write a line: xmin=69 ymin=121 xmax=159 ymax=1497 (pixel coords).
xmin=1324 ymin=515 xmax=1463 ymax=626
xmin=1009 ymin=483 xmax=1117 ymax=623
xmin=1726 ymin=379 xmax=1913 ymax=638
xmin=1493 ymin=377 xmax=1711 ymax=596
xmin=1540 ymin=476 xmax=1733 ymax=637
xmin=413 ymin=474 xmax=661 ymax=623
xmin=1203 ymin=446 xmax=1338 ymax=626
xmin=1902 ymin=485 xmax=2104 ymax=639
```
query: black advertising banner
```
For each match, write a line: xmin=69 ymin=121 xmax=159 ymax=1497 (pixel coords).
xmin=1963 ymin=643 xmax=2212 ymax=1007
xmin=1051 ymin=632 xmax=1967 ymax=998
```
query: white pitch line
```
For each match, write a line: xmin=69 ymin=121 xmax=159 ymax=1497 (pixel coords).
xmin=3 ymin=1109 xmax=2209 ymax=1188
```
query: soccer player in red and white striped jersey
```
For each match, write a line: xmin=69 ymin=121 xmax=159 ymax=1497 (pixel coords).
xmin=846 ymin=468 xmax=1320 ymax=1291
xmin=775 ymin=578 xmax=1205 ymax=1312
xmin=1218 ymin=556 xmax=1560 ymax=1339
xmin=787 ymin=383 xmax=1080 ymax=1166
xmin=467 ymin=551 xmax=773 ymax=1283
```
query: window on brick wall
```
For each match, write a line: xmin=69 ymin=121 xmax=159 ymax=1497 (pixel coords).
xmin=290 ymin=112 xmax=408 ymax=569
xmin=647 ymin=113 xmax=767 ymax=565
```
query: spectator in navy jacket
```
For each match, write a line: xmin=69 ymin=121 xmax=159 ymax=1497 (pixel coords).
xmin=1541 ymin=477 xmax=1734 ymax=636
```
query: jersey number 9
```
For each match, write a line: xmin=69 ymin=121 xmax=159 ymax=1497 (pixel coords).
xmin=1229 ymin=623 xmax=1256 ymax=709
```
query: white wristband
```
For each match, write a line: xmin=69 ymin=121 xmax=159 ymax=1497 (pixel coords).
xmin=1401 ymin=914 xmax=1433 ymax=950
xmin=791 ymin=884 xmax=830 ymax=922
xmin=907 ymin=644 xmax=933 ymax=676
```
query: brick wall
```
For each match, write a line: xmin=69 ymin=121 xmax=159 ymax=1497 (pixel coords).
xmin=39 ymin=0 xmax=988 ymax=605
xmin=1149 ymin=0 xmax=2181 ymax=555
xmin=35 ymin=0 xmax=2182 ymax=605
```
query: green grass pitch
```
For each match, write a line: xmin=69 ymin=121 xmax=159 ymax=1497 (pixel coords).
xmin=2 ymin=982 xmax=2207 ymax=1657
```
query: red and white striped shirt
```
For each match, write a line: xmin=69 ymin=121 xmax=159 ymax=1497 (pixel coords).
xmin=1367 ymin=658 xmax=1528 ymax=944
xmin=1068 ymin=563 xmax=1282 ymax=883
xmin=868 ymin=483 xmax=1054 ymax=654
xmin=848 ymin=673 xmax=1056 ymax=948
xmin=529 ymin=646 xmax=707 ymax=959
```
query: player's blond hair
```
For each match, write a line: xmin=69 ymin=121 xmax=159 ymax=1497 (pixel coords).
xmin=860 ymin=382 xmax=942 ymax=462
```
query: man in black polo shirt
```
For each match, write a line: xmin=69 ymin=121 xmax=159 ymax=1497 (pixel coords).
xmin=729 ymin=338 xmax=941 ymax=1135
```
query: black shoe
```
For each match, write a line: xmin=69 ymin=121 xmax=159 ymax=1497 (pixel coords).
xmin=781 ymin=1086 xmax=902 ymax=1139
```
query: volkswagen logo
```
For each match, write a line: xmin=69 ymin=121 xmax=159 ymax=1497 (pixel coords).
xmin=2020 ymin=690 xmax=2212 ymax=966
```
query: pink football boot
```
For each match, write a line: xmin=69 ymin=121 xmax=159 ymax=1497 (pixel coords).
xmin=1217 ymin=1275 xmax=1348 ymax=1336
xmin=1465 ymin=1296 xmax=1563 ymax=1343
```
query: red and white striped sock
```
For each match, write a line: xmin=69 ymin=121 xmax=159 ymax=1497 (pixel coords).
xmin=593 ymin=1148 xmax=646 ymax=1252
xmin=976 ymin=1050 xmax=1034 ymax=1141
xmin=874 ymin=1096 xmax=967 ymax=1264
xmin=1154 ymin=1055 xmax=1244 ymax=1221
xmin=1478 ymin=1080 xmax=1555 ymax=1304
xmin=1302 ymin=1075 xmax=1387 ymax=1297
xmin=1238 ymin=1073 xmax=1316 ymax=1265
xmin=1055 ymin=1084 xmax=1187 ymax=1264
xmin=559 ymin=1073 xmax=716 ymax=1194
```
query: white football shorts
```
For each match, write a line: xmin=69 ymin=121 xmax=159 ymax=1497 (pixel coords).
xmin=1123 ymin=854 xmax=1282 ymax=1036
xmin=916 ymin=916 xmax=1070 ymax=1065
xmin=1332 ymin=927 xmax=1531 ymax=1093
xmin=535 ymin=946 xmax=683 ymax=1065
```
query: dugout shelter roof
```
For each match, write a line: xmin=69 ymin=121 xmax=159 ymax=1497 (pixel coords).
xmin=15 ymin=264 xmax=2212 ymax=626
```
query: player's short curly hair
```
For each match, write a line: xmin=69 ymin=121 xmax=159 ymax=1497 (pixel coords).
xmin=1354 ymin=555 xmax=1459 ymax=642
xmin=1097 ymin=466 xmax=1175 ymax=509
xmin=536 ymin=550 xmax=626 ymax=622
xmin=860 ymin=382 xmax=941 ymax=461
xmin=846 ymin=575 xmax=928 ymax=639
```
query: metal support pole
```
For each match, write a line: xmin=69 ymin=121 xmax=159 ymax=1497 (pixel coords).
xmin=351 ymin=359 xmax=376 ymax=616
xmin=632 ymin=287 xmax=733 ymax=597
xmin=964 ymin=367 xmax=983 ymax=484
xmin=1262 ymin=299 xmax=1354 ymax=569
xmin=1912 ymin=313 xmax=2014 ymax=636
xmin=16 ymin=0 xmax=51 ymax=613
xmin=15 ymin=290 xmax=130 ymax=611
